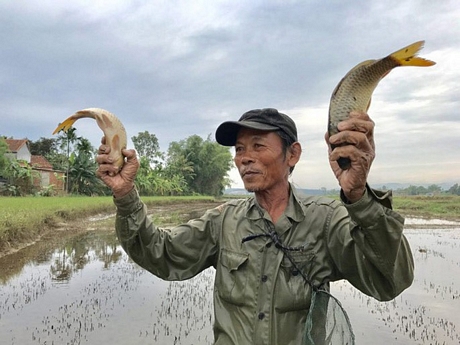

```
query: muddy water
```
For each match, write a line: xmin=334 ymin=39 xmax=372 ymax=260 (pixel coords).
xmin=333 ymin=218 xmax=460 ymax=345
xmin=1 ymin=218 xmax=460 ymax=345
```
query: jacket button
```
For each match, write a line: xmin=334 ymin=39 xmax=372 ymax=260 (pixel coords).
xmin=258 ymin=312 xmax=265 ymax=320
xmin=292 ymin=269 xmax=299 ymax=276
xmin=261 ymin=275 xmax=268 ymax=282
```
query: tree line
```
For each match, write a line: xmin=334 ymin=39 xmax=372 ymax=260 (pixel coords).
xmin=0 ymin=129 xmax=233 ymax=197
xmin=390 ymin=184 xmax=460 ymax=196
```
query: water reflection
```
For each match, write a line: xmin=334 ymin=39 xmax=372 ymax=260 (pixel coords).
xmin=332 ymin=223 xmax=460 ymax=345
xmin=0 ymin=230 xmax=214 ymax=345
xmin=1 ymin=219 xmax=459 ymax=344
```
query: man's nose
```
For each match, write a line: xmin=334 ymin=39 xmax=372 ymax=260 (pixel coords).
xmin=240 ymin=151 xmax=255 ymax=164
xmin=235 ymin=148 xmax=255 ymax=165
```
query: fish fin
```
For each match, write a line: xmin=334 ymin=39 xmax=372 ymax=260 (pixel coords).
xmin=340 ymin=60 xmax=376 ymax=80
xmin=390 ymin=40 xmax=436 ymax=67
xmin=331 ymin=60 xmax=373 ymax=96
xmin=365 ymin=98 xmax=372 ymax=112
xmin=52 ymin=117 xmax=77 ymax=134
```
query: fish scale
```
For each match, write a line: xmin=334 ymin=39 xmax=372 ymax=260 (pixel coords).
xmin=328 ymin=41 xmax=435 ymax=169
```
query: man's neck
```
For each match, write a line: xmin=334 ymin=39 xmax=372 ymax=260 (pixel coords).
xmin=255 ymin=182 xmax=290 ymax=224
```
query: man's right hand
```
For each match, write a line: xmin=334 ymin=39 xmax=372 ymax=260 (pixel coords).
xmin=96 ymin=139 xmax=139 ymax=198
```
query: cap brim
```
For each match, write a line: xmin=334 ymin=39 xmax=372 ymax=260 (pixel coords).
xmin=215 ymin=120 xmax=279 ymax=146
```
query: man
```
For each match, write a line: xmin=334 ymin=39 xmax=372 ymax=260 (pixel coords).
xmin=96 ymin=108 xmax=414 ymax=345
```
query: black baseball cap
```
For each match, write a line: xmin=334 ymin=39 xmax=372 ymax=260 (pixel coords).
xmin=215 ymin=108 xmax=298 ymax=146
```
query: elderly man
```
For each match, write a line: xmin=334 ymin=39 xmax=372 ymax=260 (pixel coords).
xmin=96 ymin=108 xmax=414 ymax=345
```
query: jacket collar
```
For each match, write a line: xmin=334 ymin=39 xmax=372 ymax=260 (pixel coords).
xmin=245 ymin=183 xmax=306 ymax=223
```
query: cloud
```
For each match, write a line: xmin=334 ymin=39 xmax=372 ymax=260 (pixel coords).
xmin=1 ymin=0 xmax=459 ymax=189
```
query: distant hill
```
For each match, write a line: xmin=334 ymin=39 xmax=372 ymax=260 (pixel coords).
xmin=225 ymin=181 xmax=458 ymax=196
xmin=369 ymin=182 xmax=457 ymax=191
xmin=224 ymin=188 xmax=335 ymax=196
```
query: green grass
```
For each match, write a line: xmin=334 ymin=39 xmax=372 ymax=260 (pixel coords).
xmin=393 ymin=195 xmax=460 ymax=220
xmin=0 ymin=195 xmax=215 ymax=252
xmin=1 ymin=193 xmax=458 ymax=254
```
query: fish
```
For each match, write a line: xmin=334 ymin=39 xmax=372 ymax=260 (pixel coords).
xmin=52 ymin=108 xmax=127 ymax=175
xmin=328 ymin=40 xmax=436 ymax=170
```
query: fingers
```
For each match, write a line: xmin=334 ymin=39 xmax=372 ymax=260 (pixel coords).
xmin=96 ymin=148 xmax=137 ymax=174
xmin=97 ymin=144 xmax=110 ymax=156
xmin=328 ymin=143 xmax=374 ymax=170
xmin=329 ymin=131 xmax=373 ymax=154
xmin=328 ymin=111 xmax=375 ymax=156
xmin=95 ymin=148 xmax=138 ymax=198
xmin=95 ymin=148 xmax=112 ymax=165
xmin=96 ymin=162 xmax=120 ymax=178
xmin=326 ymin=112 xmax=375 ymax=202
xmin=328 ymin=125 xmax=374 ymax=165
xmin=337 ymin=111 xmax=374 ymax=135
xmin=122 ymin=148 xmax=137 ymax=161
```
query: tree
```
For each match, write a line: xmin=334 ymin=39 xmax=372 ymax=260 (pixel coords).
xmin=167 ymin=134 xmax=233 ymax=196
xmin=54 ymin=127 xmax=79 ymax=193
xmin=50 ymin=128 xmax=108 ymax=195
xmin=448 ymin=183 xmax=460 ymax=196
xmin=195 ymin=138 xmax=233 ymax=196
xmin=404 ymin=185 xmax=428 ymax=196
xmin=134 ymin=156 xmax=159 ymax=195
xmin=0 ymin=137 xmax=9 ymax=176
xmin=29 ymin=137 xmax=58 ymax=156
xmin=29 ymin=136 xmax=68 ymax=174
xmin=67 ymin=138 xmax=106 ymax=195
xmin=163 ymin=147 xmax=195 ymax=195
xmin=131 ymin=131 xmax=164 ymax=166
xmin=426 ymin=184 xmax=442 ymax=194
xmin=1 ymin=158 xmax=39 ymax=195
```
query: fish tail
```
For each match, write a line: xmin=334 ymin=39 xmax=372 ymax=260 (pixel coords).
xmin=52 ymin=117 xmax=77 ymax=134
xmin=390 ymin=40 xmax=436 ymax=67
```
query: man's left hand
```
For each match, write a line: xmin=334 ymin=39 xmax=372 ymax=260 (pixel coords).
xmin=326 ymin=111 xmax=375 ymax=203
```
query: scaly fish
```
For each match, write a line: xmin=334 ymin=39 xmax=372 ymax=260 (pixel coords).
xmin=328 ymin=40 xmax=435 ymax=169
xmin=53 ymin=108 xmax=127 ymax=175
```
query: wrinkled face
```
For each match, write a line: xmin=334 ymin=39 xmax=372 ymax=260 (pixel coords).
xmin=234 ymin=128 xmax=291 ymax=193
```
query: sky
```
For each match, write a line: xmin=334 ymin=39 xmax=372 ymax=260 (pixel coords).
xmin=1 ymin=0 xmax=459 ymax=190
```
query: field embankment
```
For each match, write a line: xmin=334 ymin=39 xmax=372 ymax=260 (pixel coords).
xmin=393 ymin=195 xmax=460 ymax=221
xmin=0 ymin=194 xmax=459 ymax=257
xmin=0 ymin=195 xmax=217 ymax=257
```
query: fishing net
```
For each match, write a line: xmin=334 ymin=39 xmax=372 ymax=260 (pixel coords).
xmin=303 ymin=289 xmax=355 ymax=345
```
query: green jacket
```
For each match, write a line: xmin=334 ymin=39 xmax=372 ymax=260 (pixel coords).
xmin=114 ymin=185 xmax=414 ymax=345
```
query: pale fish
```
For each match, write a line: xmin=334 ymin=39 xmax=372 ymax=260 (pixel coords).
xmin=53 ymin=108 xmax=127 ymax=175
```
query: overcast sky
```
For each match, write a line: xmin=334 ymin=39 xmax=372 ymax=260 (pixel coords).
xmin=1 ymin=0 xmax=459 ymax=189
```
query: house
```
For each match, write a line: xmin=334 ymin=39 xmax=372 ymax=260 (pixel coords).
xmin=4 ymin=139 xmax=65 ymax=193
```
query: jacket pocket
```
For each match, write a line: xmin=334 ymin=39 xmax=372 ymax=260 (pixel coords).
xmin=216 ymin=248 xmax=249 ymax=306
xmin=275 ymin=251 xmax=315 ymax=312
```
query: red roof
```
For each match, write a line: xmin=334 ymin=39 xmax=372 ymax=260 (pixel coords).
xmin=31 ymin=155 xmax=53 ymax=170
xmin=5 ymin=139 xmax=28 ymax=153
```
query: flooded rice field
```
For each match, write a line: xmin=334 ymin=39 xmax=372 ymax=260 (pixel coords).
xmin=1 ymin=216 xmax=460 ymax=344
xmin=333 ymin=217 xmax=460 ymax=345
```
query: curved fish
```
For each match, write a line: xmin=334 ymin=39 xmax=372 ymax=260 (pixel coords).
xmin=328 ymin=40 xmax=435 ymax=169
xmin=53 ymin=108 xmax=127 ymax=175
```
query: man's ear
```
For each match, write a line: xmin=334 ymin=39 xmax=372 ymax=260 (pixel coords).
xmin=288 ymin=142 xmax=302 ymax=167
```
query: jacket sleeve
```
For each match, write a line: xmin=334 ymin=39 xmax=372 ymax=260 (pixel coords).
xmin=113 ymin=188 xmax=220 ymax=281
xmin=326 ymin=186 xmax=414 ymax=301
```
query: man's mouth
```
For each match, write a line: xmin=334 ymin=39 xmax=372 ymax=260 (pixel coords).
xmin=241 ymin=169 xmax=259 ymax=178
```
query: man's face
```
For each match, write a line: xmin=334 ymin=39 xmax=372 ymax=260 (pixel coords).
xmin=234 ymin=128 xmax=290 ymax=192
